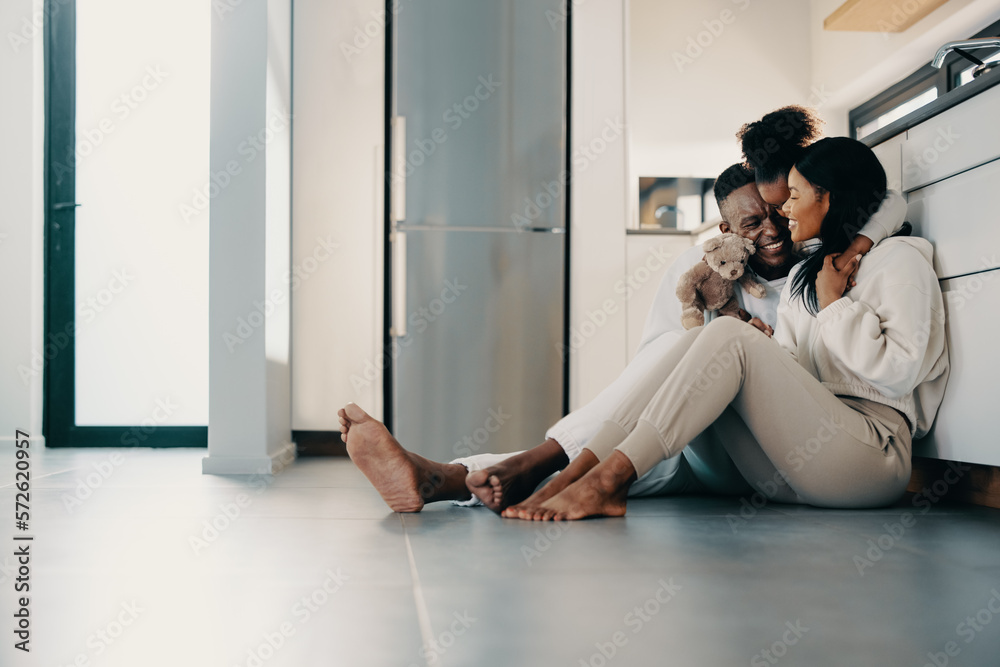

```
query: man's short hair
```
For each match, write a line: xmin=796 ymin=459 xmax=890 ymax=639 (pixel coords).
xmin=713 ymin=163 xmax=755 ymax=211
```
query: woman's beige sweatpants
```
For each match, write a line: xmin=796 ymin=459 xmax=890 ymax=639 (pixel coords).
xmin=585 ymin=316 xmax=912 ymax=508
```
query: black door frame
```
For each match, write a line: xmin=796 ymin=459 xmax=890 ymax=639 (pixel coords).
xmin=43 ymin=2 xmax=206 ymax=447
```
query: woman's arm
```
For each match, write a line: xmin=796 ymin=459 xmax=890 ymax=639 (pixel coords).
xmin=833 ymin=190 xmax=907 ymax=274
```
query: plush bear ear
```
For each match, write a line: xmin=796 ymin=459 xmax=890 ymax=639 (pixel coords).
xmin=703 ymin=236 xmax=724 ymax=253
xmin=742 ymin=236 xmax=757 ymax=254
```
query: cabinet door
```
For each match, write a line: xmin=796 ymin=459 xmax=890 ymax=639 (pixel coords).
xmin=914 ymin=269 xmax=1000 ymax=466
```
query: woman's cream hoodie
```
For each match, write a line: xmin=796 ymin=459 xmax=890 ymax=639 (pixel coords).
xmin=774 ymin=237 xmax=950 ymax=438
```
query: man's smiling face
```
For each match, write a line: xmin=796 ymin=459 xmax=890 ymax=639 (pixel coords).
xmin=718 ymin=183 xmax=794 ymax=281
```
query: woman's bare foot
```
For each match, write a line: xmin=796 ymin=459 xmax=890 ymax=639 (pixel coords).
xmin=501 ymin=449 xmax=600 ymax=519
xmin=465 ymin=439 xmax=569 ymax=513
xmin=522 ymin=450 xmax=637 ymax=521
xmin=338 ymin=403 xmax=471 ymax=512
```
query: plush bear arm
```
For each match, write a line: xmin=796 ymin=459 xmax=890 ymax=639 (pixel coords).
xmin=738 ymin=272 xmax=767 ymax=299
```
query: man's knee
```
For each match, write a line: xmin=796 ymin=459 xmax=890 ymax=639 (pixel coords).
xmin=703 ymin=315 xmax=750 ymax=340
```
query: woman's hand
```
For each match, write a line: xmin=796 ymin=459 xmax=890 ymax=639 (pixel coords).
xmin=817 ymin=253 xmax=861 ymax=310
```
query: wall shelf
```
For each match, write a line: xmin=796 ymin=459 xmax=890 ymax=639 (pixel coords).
xmin=824 ymin=0 xmax=949 ymax=32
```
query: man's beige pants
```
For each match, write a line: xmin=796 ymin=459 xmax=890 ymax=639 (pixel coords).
xmin=586 ymin=316 xmax=912 ymax=508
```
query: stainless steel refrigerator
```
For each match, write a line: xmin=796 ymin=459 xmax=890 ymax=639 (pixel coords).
xmin=388 ymin=0 xmax=567 ymax=463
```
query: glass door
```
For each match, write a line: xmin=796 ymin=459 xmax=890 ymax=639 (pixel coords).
xmin=44 ymin=1 xmax=209 ymax=446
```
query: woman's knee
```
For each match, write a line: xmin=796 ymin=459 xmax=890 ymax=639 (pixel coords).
xmin=697 ymin=316 xmax=763 ymax=355
xmin=703 ymin=315 xmax=755 ymax=339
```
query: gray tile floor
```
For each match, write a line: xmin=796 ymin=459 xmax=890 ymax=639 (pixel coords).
xmin=2 ymin=446 xmax=999 ymax=666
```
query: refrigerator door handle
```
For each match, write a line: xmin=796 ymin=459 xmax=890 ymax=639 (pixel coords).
xmin=390 ymin=227 xmax=407 ymax=338
xmin=390 ymin=116 xmax=406 ymax=223
xmin=390 ymin=116 xmax=407 ymax=337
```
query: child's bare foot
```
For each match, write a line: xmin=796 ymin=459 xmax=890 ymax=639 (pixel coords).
xmin=529 ymin=450 xmax=637 ymax=521
xmin=501 ymin=449 xmax=600 ymax=520
xmin=465 ymin=438 xmax=569 ymax=513
xmin=339 ymin=403 xmax=470 ymax=512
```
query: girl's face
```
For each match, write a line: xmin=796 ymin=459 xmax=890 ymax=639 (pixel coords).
xmin=781 ymin=166 xmax=829 ymax=242
xmin=757 ymin=175 xmax=790 ymax=213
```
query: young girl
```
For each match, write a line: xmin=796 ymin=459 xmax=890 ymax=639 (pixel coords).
xmin=505 ymin=137 xmax=950 ymax=520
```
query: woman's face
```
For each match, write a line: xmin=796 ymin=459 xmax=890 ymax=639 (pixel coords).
xmin=780 ymin=166 xmax=829 ymax=242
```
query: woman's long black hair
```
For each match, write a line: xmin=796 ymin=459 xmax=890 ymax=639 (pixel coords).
xmin=788 ymin=137 xmax=887 ymax=315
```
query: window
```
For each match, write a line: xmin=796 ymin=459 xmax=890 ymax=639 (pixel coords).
xmin=954 ymin=48 xmax=1000 ymax=87
xmin=856 ymin=87 xmax=938 ymax=140
xmin=850 ymin=19 xmax=1000 ymax=140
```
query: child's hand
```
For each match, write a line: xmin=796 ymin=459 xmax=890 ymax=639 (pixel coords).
xmin=818 ymin=253 xmax=860 ymax=310
xmin=747 ymin=317 xmax=773 ymax=337
xmin=834 ymin=235 xmax=874 ymax=289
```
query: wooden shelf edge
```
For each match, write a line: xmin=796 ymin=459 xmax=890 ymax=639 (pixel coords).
xmin=824 ymin=0 xmax=950 ymax=33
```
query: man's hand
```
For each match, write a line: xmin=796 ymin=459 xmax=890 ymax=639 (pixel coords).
xmin=747 ymin=317 xmax=773 ymax=337
xmin=817 ymin=253 xmax=860 ymax=310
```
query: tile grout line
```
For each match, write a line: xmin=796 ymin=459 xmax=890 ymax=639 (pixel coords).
xmin=0 ymin=467 xmax=82 ymax=489
xmin=400 ymin=514 xmax=437 ymax=667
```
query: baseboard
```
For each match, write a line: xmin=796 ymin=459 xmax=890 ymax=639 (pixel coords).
xmin=293 ymin=430 xmax=348 ymax=457
xmin=202 ymin=440 xmax=297 ymax=475
xmin=907 ymin=456 xmax=1000 ymax=509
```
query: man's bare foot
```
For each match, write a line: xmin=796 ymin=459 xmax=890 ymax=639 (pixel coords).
xmin=501 ymin=449 xmax=599 ymax=519
xmin=465 ymin=438 xmax=569 ymax=513
xmin=521 ymin=450 xmax=637 ymax=521
xmin=338 ymin=403 xmax=471 ymax=512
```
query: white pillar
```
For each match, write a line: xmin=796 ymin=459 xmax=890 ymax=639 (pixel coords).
xmin=204 ymin=0 xmax=294 ymax=474
xmin=569 ymin=0 xmax=629 ymax=410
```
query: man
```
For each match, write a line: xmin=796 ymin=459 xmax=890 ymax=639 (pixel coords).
xmin=338 ymin=162 xmax=902 ymax=514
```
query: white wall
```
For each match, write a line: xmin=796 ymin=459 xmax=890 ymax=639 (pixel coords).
xmin=810 ymin=0 xmax=1000 ymax=137
xmin=628 ymin=0 xmax=813 ymax=187
xmin=291 ymin=0 xmax=384 ymax=428
xmin=0 ymin=0 xmax=45 ymax=444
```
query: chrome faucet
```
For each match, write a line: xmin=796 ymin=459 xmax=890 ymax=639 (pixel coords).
xmin=932 ymin=37 xmax=1000 ymax=78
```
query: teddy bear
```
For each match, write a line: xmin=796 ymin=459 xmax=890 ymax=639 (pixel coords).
xmin=675 ymin=232 xmax=767 ymax=329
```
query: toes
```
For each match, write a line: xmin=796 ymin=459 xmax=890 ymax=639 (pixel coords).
xmin=466 ymin=470 xmax=489 ymax=489
xmin=503 ymin=505 xmax=529 ymax=520
xmin=502 ymin=503 xmax=525 ymax=519
xmin=343 ymin=402 xmax=370 ymax=423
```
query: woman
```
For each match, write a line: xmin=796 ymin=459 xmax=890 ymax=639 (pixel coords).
xmin=504 ymin=137 xmax=950 ymax=520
